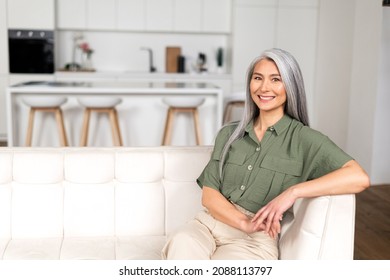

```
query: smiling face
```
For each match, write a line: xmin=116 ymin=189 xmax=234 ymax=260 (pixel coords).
xmin=250 ymin=58 xmax=287 ymax=117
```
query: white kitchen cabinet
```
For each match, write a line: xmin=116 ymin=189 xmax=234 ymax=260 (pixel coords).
xmin=58 ymin=0 xmax=116 ymax=30
xmin=56 ymin=0 xmax=231 ymax=34
xmin=174 ymin=0 xmax=231 ymax=33
xmin=56 ymin=0 xmax=87 ymax=29
xmin=146 ymin=0 xmax=174 ymax=31
xmin=7 ymin=0 xmax=55 ymax=29
xmin=174 ymin=0 xmax=202 ymax=32
xmin=87 ymin=0 xmax=116 ymax=30
xmin=0 ymin=0 xmax=8 ymax=75
xmin=203 ymin=0 xmax=231 ymax=33
xmin=117 ymin=0 xmax=146 ymax=31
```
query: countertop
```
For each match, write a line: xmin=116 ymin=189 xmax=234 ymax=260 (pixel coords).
xmin=9 ymin=81 xmax=223 ymax=95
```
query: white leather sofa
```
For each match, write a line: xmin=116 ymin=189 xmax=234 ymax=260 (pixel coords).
xmin=0 ymin=146 xmax=356 ymax=260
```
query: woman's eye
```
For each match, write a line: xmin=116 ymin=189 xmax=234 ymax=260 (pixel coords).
xmin=272 ymin=78 xmax=281 ymax=82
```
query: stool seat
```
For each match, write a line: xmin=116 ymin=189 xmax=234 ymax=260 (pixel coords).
xmin=163 ymin=97 xmax=205 ymax=108
xmin=22 ymin=96 xmax=67 ymax=108
xmin=77 ymin=97 xmax=122 ymax=108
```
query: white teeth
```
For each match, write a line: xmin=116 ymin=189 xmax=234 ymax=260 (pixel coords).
xmin=259 ymin=96 xmax=275 ymax=101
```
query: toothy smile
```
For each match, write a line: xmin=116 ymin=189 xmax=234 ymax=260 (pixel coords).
xmin=259 ymin=95 xmax=276 ymax=101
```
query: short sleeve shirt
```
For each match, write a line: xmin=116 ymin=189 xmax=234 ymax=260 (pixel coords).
xmin=197 ymin=114 xmax=353 ymax=213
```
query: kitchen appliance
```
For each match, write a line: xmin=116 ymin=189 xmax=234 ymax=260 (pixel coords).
xmin=8 ymin=29 xmax=54 ymax=74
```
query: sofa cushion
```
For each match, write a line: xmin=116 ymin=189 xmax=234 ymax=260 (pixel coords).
xmin=0 ymin=185 xmax=11 ymax=239
xmin=115 ymin=151 xmax=164 ymax=183
xmin=65 ymin=151 xmax=115 ymax=184
xmin=115 ymin=182 xmax=165 ymax=236
xmin=60 ymin=237 xmax=115 ymax=260
xmin=164 ymin=149 xmax=212 ymax=182
xmin=0 ymin=152 xmax=12 ymax=183
xmin=0 ymin=238 xmax=10 ymax=259
xmin=3 ymin=238 xmax=62 ymax=259
xmin=63 ymin=182 xmax=115 ymax=237
xmin=164 ymin=181 xmax=203 ymax=234
xmin=116 ymin=236 xmax=166 ymax=260
xmin=12 ymin=183 xmax=63 ymax=239
xmin=13 ymin=151 xmax=64 ymax=184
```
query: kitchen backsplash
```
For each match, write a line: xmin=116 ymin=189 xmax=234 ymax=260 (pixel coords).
xmin=55 ymin=30 xmax=229 ymax=74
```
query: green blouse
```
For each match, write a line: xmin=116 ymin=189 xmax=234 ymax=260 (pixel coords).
xmin=197 ymin=114 xmax=353 ymax=213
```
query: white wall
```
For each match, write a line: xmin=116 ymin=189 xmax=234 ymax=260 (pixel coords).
xmin=55 ymin=31 xmax=229 ymax=74
xmin=371 ymin=7 xmax=390 ymax=184
xmin=346 ymin=0 xmax=382 ymax=178
xmin=314 ymin=0 xmax=385 ymax=183
xmin=313 ymin=0 xmax=355 ymax=147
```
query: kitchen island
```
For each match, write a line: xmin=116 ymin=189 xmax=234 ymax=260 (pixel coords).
xmin=6 ymin=81 xmax=223 ymax=147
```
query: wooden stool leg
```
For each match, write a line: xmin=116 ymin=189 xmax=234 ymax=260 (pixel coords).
xmin=193 ymin=108 xmax=202 ymax=145
xmin=113 ymin=109 xmax=123 ymax=146
xmin=55 ymin=108 xmax=68 ymax=146
xmin=80 ymin=108 xmax=91 ymax=146
xmin=162 ymin=107 xmax=175 ymax=145
xmin=109 ymin=108 xmax=123 ymax=146
xmin=25 ymin=108 xmax=36 ymax=146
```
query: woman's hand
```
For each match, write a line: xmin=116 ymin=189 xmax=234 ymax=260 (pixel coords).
xmin=251 ymin=187 xmax=297 ymax=238
xmin=239 ymin=218 xmax=267 ymax=235
xmin=202 ymin=186 xmax=269 ymax=235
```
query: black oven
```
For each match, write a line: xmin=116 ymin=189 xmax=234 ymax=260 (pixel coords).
xmin=8 ymin=29 xmax=54 ymax=74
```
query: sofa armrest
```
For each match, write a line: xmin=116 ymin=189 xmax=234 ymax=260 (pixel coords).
xmin=279 ymin=194 xmax=356 ymax=260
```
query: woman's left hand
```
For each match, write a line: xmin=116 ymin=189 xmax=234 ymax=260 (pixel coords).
xmin=251 ymin=187 xmax=297 ymax=238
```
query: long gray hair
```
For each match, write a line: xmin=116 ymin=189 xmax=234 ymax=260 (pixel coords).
xmin=219 ymin=48 xmax=309 ymax=177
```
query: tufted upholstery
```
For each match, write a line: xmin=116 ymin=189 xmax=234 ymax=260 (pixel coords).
xmin=0 ymin=147 xmax=355 ymax=260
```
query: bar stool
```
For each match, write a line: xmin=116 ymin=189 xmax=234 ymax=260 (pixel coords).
xmin=223 ymin=92 xmax=246 ymax=124
xmin=22 ymin=96 xmax=68 ymax=146
xmin=77 ymin=97 xmax=123 ymax=146
xmin=162 ymin=97 xmax=205 ymax=145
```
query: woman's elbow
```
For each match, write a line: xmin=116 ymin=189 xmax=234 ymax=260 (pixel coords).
xmin=358 ymin=170 xmax=370 ymax=192
xmin=354 ymin=166 xmax=370 ymax=193
xmin=201 ymin=186 xmax=212 ymax=208
xmin=345 ymin=160 xmax=370 ymax=193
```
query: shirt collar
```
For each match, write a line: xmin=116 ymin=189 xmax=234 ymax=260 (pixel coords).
xmin=245 ymin=114 xmax=293 ymax=136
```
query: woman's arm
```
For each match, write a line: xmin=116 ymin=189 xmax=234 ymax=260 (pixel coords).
xmin=202 ymin=186 xmax=266 ymax=234
xmin=251 ymin=159 xmax=370 ymax=237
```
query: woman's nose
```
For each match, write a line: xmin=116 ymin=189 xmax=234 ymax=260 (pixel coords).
xmin=260 ymin=79 xmax=270 ymax=92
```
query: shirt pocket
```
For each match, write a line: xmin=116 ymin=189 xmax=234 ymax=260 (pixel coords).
xmin=222 ymin=151 xmax=247 ymax=190
xmin=247 ymin=155 xmax=303 ymax=205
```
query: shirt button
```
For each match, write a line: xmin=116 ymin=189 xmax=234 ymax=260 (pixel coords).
xmin=240 ymin=185 xmax=246 ymax=190
xmin=247 ymin=165 xmax=253 ymax=171
xmin=269 ymin=126 xmax=275 ymax=132
xmin=256 ymin=147 xmax=260 ymax=152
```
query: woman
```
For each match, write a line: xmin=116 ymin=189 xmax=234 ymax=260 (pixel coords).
xmin=161 ymin=48 xmax=370 ymax=260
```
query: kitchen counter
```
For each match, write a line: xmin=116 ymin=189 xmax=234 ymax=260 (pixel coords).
xmin=6 ymin=81 xmax=223 ymax=147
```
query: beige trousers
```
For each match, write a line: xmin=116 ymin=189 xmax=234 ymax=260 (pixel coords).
xmin=161 ymin=206 xmax=279 ymax=260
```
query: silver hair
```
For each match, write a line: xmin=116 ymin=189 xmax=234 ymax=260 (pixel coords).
xmin=219 ymin=48 xmax=310 ymax=177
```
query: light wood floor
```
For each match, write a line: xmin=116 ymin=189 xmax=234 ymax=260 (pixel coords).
xmin=354 ymin=184 xmax=390 ymax=260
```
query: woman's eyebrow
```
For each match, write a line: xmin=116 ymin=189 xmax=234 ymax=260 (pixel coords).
xmin=253 ymin=72 xmax=280 ymax=77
